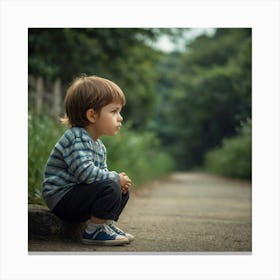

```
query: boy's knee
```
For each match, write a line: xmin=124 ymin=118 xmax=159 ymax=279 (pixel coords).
xmin=105 ymin=180 xmax=121 ymax=197
xmin=122 ymin=190 xmax=129 ymax=201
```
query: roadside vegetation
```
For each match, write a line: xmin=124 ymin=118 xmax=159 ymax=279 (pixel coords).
xmin=204 ymin=119 xmax=251 ymax=180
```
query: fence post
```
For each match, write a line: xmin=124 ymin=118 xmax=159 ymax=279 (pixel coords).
xmin=35 ymin=77 xmax=43 ymax=115
xmin=52 ymin=78 xmax=62 ymax=117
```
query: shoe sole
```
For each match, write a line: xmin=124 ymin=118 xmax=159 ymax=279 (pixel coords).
xmin=126 ymin=234 xmax=134 ymax=242
xmin=81 ymin=238 xmax=128 ymax=246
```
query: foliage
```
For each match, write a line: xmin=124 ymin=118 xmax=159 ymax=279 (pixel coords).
xmin=103 ymin=123 xmax=174 ymax=186
xmin=28 ymin=28 xmax=180 ymax=130
xmin=28 ymin=113 xmax=174 ymax=205
xmin=204 ymin=119 xmax=251 ymax=179
xmin=152 ymin=28 xmax=252 ymax=169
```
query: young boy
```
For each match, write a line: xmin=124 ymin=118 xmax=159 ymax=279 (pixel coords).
xmin=42 ymin=75 xmax=134 ymax=246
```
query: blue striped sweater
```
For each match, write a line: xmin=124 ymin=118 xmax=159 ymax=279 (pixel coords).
xmin=42 ymin=127 xmax=120 ymax=210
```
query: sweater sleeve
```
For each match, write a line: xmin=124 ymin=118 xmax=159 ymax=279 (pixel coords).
xmin=62 ymin=138 xmax=119 ymax=185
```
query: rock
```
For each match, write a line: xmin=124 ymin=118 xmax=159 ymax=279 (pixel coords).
xmin=28 ymin=204 xmax=85 ymax=241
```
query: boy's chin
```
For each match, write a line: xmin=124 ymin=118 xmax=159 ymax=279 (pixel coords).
xmin=106 ymin=131 xmax=118 ymax=137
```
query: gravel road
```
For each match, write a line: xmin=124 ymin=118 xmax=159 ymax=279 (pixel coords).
xmin=29 ymin=172 xmax=252 ymax=253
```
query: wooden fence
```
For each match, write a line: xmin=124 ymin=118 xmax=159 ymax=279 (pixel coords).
xmin=28 ymin=76 xmax=64 ymax=117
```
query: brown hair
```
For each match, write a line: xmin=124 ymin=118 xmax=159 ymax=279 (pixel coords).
xmin=61 ymin=75 xmax=126 ymax=127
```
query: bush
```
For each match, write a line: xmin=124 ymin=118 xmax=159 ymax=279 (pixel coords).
xmin=204 ymin=119 xmax=251 ymax=180
xmin=28 ymin=113 xmax=174 ymax=204
xmin=102 ymin=123 xmax=174 ymax=186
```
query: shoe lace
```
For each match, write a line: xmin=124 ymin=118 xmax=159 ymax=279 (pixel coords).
xmin=101 ymin=224 xmax=117 ymax=236
xmin=108 ymin=221 xmax=124 ymax=235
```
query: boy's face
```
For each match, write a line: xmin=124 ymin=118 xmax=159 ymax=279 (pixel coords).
xmin=93 ymin=102 xmax=123 ymax=137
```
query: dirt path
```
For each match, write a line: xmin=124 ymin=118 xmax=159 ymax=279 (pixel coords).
xmin=29 ymin=173 xmax=252 ymax=253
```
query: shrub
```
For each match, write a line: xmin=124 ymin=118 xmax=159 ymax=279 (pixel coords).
xmin=204 ymin=119 xmax=251 ymax=180
xmin=102 ymin=124 xmax=174 ymax=186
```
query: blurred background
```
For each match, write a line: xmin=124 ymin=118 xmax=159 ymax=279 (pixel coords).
xmin=28 ymin=28 xmax=251 ymax=205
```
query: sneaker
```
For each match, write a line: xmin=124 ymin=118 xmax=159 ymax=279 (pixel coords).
xmin=108 ymin=221 xmax=135 ymax=242
xmin=82 ymin=224 xmax=128 ymax=246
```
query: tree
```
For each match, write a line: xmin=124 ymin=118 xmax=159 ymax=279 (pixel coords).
xmin=153 ymin=29 xmax=252 ymax=169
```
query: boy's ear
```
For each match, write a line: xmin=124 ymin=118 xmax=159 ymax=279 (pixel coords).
xmin=86 ymin=108 xmax=97 ymax=123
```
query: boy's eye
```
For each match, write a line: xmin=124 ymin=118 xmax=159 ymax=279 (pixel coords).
xmin=112 ymin=108 xmax=121 ymax=114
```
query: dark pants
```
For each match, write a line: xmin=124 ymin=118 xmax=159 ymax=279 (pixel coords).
xmin=52 ymin=179 xmax=129 ymax=223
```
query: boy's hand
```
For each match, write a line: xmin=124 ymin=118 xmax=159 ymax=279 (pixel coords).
xmin=119 ymin=172 xmax=132 ymax=194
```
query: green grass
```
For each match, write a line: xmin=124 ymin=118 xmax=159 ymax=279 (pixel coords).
xmin=28 ymin=113 xmax=174 ymax=205
xmin=28 ymin=113 xmax=66 ymax=204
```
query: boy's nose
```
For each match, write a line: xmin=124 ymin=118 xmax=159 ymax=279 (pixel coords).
xmin=118 ymin=114 xmax=123 ymax=122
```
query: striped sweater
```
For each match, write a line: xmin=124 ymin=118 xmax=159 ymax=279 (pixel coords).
xmin=42 ymin=127 xmax=120 ymax=210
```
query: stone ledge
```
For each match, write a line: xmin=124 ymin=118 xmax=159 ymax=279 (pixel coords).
xmin=28 ymin=204 xmax=85 ymax=241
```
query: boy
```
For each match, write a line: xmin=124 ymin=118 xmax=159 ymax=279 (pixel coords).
xmin=42 ymin=75 xmax=134 ymax=246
